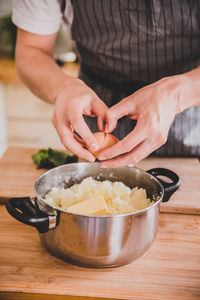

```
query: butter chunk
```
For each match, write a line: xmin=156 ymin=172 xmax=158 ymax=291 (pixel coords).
xmin=67 ymin=195 xmax=108 ymax=215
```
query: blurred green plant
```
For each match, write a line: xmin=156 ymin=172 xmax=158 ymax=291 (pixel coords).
xmin=0 ymin=14 xmax=17 ymax=59
xmin=32 ymin=148 xmax=78 ymax=169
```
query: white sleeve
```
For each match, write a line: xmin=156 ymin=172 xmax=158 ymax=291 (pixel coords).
xmin=12 ymin=0 xmax=63 ymax=35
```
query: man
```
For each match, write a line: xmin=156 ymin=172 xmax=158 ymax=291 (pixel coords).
xmin=13 ymin=0 xmax=200 ymax=167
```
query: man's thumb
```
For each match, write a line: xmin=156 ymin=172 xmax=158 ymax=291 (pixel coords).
xmin=105 ymin=110 xmax=118 ymax=133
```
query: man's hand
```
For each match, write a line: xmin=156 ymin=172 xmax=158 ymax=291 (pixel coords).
xmin=15 ymin=27 xmax=200 ymax=166
xmin=51 ymin=78 xmax=108 ymax=162
xmin=98 ymin=76 xmax=182 ymax=167
xmin=15 ymin=29 xmax=108 ymax=162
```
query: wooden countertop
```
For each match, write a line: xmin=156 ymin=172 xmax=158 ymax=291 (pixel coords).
xmin=0 ymin=147 xmax=200 ymax=299
xmin=0 ymin=147 xmax=199 ymax=214
xmin=0 ymin=205 xmax=200 ymax=300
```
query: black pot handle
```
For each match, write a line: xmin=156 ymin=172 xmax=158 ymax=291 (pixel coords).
xmin=6 ymin=197 xmax=57 ymax=233
xmin=147 ymin=168 xmax=181 ymax=202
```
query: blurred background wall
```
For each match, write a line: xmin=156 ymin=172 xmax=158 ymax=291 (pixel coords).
xmin=0 ymin=0 xmax=78 ymax=157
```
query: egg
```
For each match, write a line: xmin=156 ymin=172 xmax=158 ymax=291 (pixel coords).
xmin=89 ymin=132 xmax=118 ymax=158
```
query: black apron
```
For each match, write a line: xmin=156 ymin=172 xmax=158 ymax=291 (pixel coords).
xmin=70 ymin=0 xmax=200 ymax=157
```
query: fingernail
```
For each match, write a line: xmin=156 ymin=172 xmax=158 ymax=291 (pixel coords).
xmin=88 ymin=155 xmax=95 ymax=162
xmin=105 ymin=124 xmax=109 ymax=132
xmin=90 ymin=143 xmax=99 ymax=151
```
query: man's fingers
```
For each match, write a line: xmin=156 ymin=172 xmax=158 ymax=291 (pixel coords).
xmin=100 ymin=139 xmax=156 ymax=168
xmin=56 ymin=123 xmax=95 ymax=162
xmin=98 ymin=120 xmax=146 ymax=160
xmin=92 ymin=98 xmax=108 ymax=132
xmin=104 ymin=106 xmax=122 ymax=133
xmin=69 ymin=96 xmax=109 ymax=150
xmin=73 ymin=133 xmax=86 ymax=146
xmin=97 ymin=115 xmax=105 ymax=132
xmin=105 ymin=97 xmax=135 ymax=133
xmin=91 ymin=97 xmax=108 ymax=117
xmin=69 ymin=112 xmax=99 ymax=152
xmin=104 ymin=111 xmax=118 ymax=133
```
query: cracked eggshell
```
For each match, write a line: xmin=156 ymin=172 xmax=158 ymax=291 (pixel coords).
xmin=88 ymin=132 xmax=119 ymax=158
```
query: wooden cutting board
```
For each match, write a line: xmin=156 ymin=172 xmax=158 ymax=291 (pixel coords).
xmin=0 ymin=146 xmax=199 ymax=214
xmin=0 ymin=205 xmax=200 ymax=300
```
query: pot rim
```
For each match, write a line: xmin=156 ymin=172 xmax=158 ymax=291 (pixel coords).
xmin=34 ymin=162 xmax=164 ymax=218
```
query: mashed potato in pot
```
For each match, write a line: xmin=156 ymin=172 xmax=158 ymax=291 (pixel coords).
xmin=44 ymin=177 xmax=154 ymax=215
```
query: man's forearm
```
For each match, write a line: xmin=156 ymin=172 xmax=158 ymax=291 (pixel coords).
xmin=176 ymin=66 xmax=200 ymax=113
xmin=16 ymin=46 xmax=73 ymax=104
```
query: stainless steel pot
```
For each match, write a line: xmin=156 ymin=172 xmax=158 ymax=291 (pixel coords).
xmin=6 ymin=163 xmax=180 ymax=268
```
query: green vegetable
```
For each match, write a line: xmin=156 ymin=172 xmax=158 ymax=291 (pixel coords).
xmin=32 ymin=148 xmax=78 ymax=169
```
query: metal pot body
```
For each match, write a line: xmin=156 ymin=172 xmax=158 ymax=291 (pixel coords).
xmin=6 ymin=163 xmax=180 ymax=267
xmin=36 ymin=163 xmax=163 ymax=267
xmin=40 ymin=202 xmax=159 ymax=267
